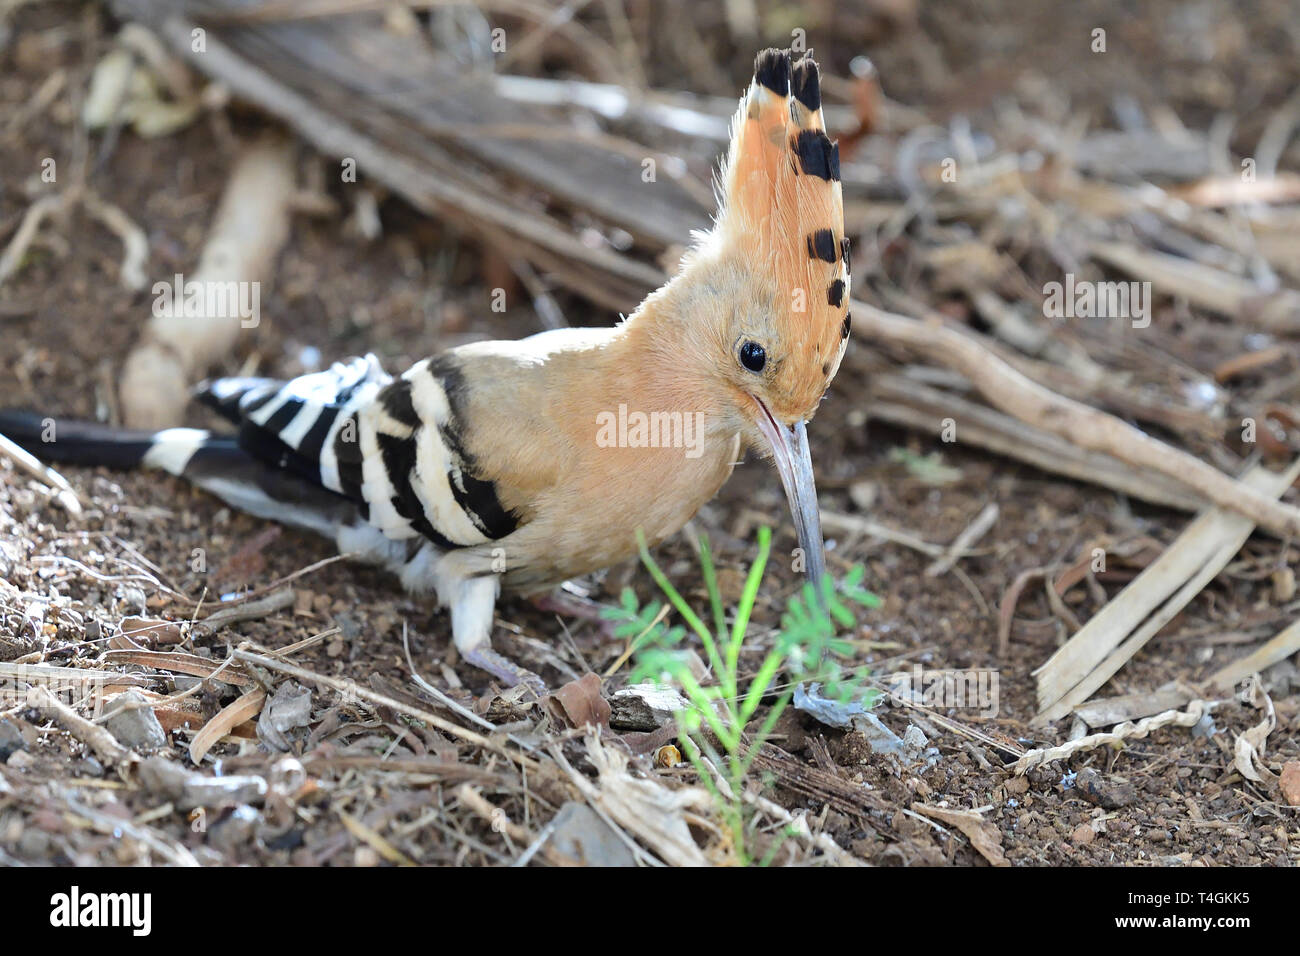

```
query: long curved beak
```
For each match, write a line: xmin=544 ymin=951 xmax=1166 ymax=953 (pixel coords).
xmin=752 ymin=399 xmax=826 ymax=589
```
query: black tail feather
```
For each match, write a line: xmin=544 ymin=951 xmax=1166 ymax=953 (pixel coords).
xmin=0 ymin=410 xmax=158 ymax=470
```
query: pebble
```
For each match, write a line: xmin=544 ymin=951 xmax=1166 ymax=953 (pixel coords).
xmin=104 ymin=690 xmax=167 ymax=749
xmin=1070 ymin=823 xmax=1095 ymax=845
xmin=1075 ymin=768 xmax=1136 ymax=809
xmin=0 ymin=719 xmax=25 ymax=761
xmin=208 ymin=805 xmax=263 ymax=854
xmin=549 ymin=801 xmax=636 ymax=866
xmin=1280 ymin=761 xmax=1300 ymax=807
xmin=118 ymin=586 xmax=147 ymax=615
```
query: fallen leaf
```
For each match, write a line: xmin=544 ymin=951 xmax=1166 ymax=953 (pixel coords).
xmin=560 ymin=734 xmax=711 ymax=867
xmin=190 ymin=689 xmax=266 ymax=765
xmin=546 ymin=673 xmax=610 ymax=730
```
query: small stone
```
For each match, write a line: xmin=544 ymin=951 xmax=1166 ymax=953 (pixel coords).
xmin=17 ymin=828 xmax=51 ymax=858
xmin=1280 ymin=761 xmax=1300 ymax=807
xmin=549 ymin=801 xmax=636 ymax=866
xmin=1074 ymin=768 xmax=1136 ymax=809
xmin=354 ymin=846 xmax=380 ymax=867
xmin=104 ymin=690 xmax=167 ymax=750
xmin=208 ymin=805 xmax=263 ymax=854
xmin=120 ymin=616 xmax=182 ymax=646
xmin=1070 ymin=823 xmax=1095 ymax=845
xmin=7 ymin=750 xmax=35 ymax=769
xmin=0 ymin=719 xmax=25 ymax=761
xmin=119 ymin=586 xmax=147 ymax=615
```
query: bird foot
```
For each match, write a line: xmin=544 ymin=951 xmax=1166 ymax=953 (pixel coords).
xmin=461 ymin=645 xmax=548 ymax=698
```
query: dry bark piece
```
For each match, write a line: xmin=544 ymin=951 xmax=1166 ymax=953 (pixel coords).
xmin=1209 ymin=619 xmax=1300 ymax=693
xmin=190 ymin=588 xmax=295 ymax=638
xmin=0 ymin=662 xmax=149 ymax=694
xmin=1072 ymin=688 xmax=1193 ymax=729
xmin=911 ymin=803 xmax=1009 ymax=866
xmin=25 ymin=685 xmax=132 ymax=767
xmin=608 ymin=683 xmax=687 ymax=731
xmin=1034 ymin=460 xmax=1300 ymax=724
xmin=120 ymin=616 xmax=183 ymax=646
xmin=857 ymin=304 xmax=1300 ymax=540
xmin=102 ymin=647 xmax=254 ymax=687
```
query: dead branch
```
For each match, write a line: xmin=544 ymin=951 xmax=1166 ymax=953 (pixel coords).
xmin=26 ymin=684 xmax=133 ymax=766
xmin=118 ymin=135 xmax=294 ymax=429
xmin=855 ymin=301 xmax=1300 ymax=539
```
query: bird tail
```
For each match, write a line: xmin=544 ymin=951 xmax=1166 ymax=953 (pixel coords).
xmin=0 ymin=409 xmax=359 ymax=537
xmin=0 ymin=409 xmax=205 ymax=474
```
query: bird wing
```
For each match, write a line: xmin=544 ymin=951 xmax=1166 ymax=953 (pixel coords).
xmin=196 ymin=352 xmax=521 ymax=552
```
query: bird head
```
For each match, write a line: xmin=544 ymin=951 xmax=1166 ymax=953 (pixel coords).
xmin=678 ymin=49 xmax=851 ymax=587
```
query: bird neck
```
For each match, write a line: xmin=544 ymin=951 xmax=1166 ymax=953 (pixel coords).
xmin=600 ymin=270 xmax=731 ymax=423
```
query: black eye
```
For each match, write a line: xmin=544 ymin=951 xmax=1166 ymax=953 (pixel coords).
xmin=739 ymin=341 xmax=767 ymax=373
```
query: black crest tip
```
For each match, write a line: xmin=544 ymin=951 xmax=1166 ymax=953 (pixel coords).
xmin=753 ymin=48 xmax=791 ymax=96
xmin=791 ymin=56 xmax=821 ymax=111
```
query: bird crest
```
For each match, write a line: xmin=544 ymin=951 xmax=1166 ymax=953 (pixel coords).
xmin=712 ymin=48 xmax=851 ymax=409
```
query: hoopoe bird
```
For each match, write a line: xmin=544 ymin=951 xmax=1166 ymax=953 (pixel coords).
xmin=0 ymin=49 xmax=850 ymax=694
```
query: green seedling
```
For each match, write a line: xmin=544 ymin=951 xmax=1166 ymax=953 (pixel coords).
xmin=604 ymin=526 xmax=881 ymax=864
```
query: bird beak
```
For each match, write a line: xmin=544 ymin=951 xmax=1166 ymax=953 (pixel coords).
xmin=751 ymin=398 xmax=826 ymax=589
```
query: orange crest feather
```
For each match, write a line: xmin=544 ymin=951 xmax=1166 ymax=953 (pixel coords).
xmin=716 ymin=49 xmax=851 ymax=400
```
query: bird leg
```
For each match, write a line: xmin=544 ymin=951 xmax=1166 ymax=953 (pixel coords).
xmin=460 ymin=644 xmax=547 ymax=698
xmin=450 ymin=573 xmax=547 ymax=697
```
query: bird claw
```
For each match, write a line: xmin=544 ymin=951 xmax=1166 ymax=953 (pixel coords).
xmin=461 ymin=645 xmax=548 ymax=698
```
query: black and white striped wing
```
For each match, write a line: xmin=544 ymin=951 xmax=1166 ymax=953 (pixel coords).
xmin=198 ymin=354 xmax=390 ymax=490
xmin=198 ymin=354 xmax=519 ymax=552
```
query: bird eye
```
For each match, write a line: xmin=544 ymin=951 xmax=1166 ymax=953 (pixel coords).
xmin=739 ymin=341 xmax=767 ymax=373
